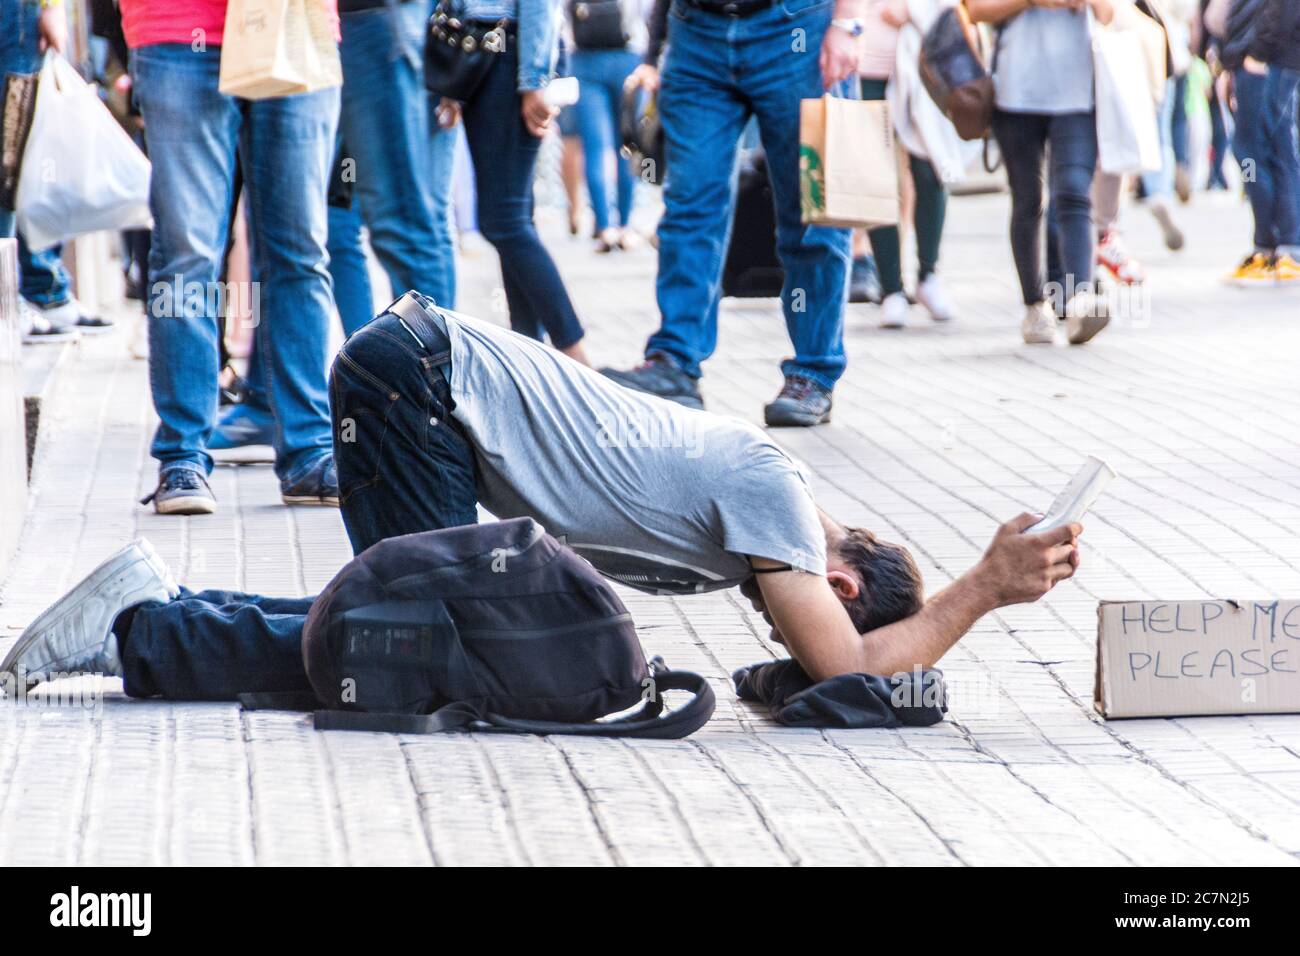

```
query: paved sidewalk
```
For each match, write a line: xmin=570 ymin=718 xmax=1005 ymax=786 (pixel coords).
xmin=2 ymin=191 xmax=1299 ymax=865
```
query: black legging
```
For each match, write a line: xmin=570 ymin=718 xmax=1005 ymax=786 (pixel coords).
xmin=992 ymin=108 xmax=1098 ymax=307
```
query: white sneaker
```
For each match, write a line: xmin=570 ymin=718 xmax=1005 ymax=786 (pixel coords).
xmin=880 ymin=292 xmax=910 ymax=329
xmin=1064 ymin=289 xmax=1111 ymax=345
xmin=0 ymin=539 xmax=179 ymax=688
xmin=1021 ymin=302 xmax=1057 ymax=344
xmin=19 ymin=299 xmax=79 ymax=345
xmin=916 ymin=274 xmax=955 ymax=322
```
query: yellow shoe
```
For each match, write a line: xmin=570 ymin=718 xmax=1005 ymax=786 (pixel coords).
xmin=1273 ymin=254 xmax=1300 ymax=283
xmin=1225 ymin=253 xmax=1275 ymax=286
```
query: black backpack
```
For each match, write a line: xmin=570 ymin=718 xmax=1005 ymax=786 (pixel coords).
xmin=245 ymin=518 xmax=715 ymax=738
xmin=569 ymin=0 xmax=629 ymax=50
xmin=918 ymin=3 xmax=994 ymax=142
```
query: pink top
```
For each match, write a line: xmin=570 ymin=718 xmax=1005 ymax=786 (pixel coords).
xmin=120 ymin=0 xmax=340 ymax=49
xmin=858 ymin=0 xmax=908 ymax=80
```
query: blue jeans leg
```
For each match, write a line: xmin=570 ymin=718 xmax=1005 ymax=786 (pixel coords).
xmin=331 ymin=307 xmax=479 ymax=554
xmin=327 ymin=201 xmax=375 ymax=336
xmin=338 ymin=0 xmax=457 ymax=311
xmin=1261 ymin=66 xmax=1300 ymax=250
xmin=16 ymin=234 xmax=71 ymax=306
xmin=119 ymin=589 xmax=315 ymax=699
xmin=131 ymin=45 xmax=241 ymax=475
xmin=572 ymin=48 xmax=640 ymax=232
xmin=745 ymin=2 xmax=849 ymax=389
xmin=1233 ymin=68 xmax=1278 ymax=250
xmin=650 ymin=1 xmax=848 ymax=388
xmin=462 ymin=49 xmax=585 ymax=348
xmin=241 ymin=84 xmax=340 ymax=481
xmin=649 ymin=6 xmax=748 ymax=377
xmin=1141 ymin=78 xmax=1177 ymax=200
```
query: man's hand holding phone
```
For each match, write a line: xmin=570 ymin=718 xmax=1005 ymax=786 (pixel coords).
xmin=974 ymin=514 xmax=1082 ymax=608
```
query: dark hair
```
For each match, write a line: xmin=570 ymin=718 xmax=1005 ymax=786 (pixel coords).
xmin=836 ymin=528 xmax=924 ymax=634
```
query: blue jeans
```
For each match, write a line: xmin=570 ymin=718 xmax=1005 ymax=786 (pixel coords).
xmin=1233 ymin=67 xmax=1300 ymax=251
xmin=336 ymin=0 xmax=457 ymax=314
xmin=119 ymin=302 xmax=481 ymax=700
xmin=462 ymin=46 xmax=585 ymax=347
xmin=244 ymin=0 xmax=459 ymax=410
xmin=0 ymin=0 xmax=72 ymax=306
xmin=118 ymin=589 xmax=316 ymax=699
xmin=130 ymin=44 xmax=338 ymax=482
xmin=571 ymin=47 xmax=640 ymax=231
xmin=649 ymin=0 xmax=851 ymax=389
xmin=994 ymin=109 xmax=1097 ymax=306
xmin=325 ymin=203 xmax=375 ymax=336
xmin=1140 ymin=77 xmax=1177 ymax=201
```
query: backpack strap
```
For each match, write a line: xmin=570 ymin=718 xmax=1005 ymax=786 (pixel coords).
xmin=239 ymin=691 xmax=322 ymax=711
xmin=310 ymin=665 xmax=716 ymax=740
xmin=476 ymin=669 xmax=715 ymax=739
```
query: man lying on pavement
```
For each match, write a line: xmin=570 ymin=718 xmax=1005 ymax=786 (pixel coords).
xmin=0 ymin=292 xmax=1082 ymax=701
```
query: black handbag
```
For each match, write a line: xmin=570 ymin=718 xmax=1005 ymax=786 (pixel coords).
xmin=424 ymin=4 xmax=511 ymax=102
xmin=619 ymin=84 xmax=664 ymax=185
xmin=570 ymin=0 xmax=628 ymax=50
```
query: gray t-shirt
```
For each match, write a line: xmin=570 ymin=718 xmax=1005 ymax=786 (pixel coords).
xmin=441 ymin=311 xmax=827 ymax=595
xmin=994 ymin=8 xmax=1095 ymax=114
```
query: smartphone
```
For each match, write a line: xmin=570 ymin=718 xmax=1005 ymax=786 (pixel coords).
xmin=1024 ymin=456 xmax=1117 ymax=534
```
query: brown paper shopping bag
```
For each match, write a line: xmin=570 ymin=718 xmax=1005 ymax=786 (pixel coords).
xmin=799 ymin=96 xmax=899 ymax=229
xmin=219 ymin=0 xmax=342 ymax=100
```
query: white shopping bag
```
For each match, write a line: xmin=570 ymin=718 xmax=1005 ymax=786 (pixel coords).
xmin=14 ymin=53 xmax=152 ymax=250
xmin=1092 ymin=19 xmax=1162 ymax=175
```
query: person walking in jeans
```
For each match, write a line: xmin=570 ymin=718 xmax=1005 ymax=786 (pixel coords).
xmin=210 ymin=0 xmax=460 ymax=453
xmin=602 ymin=0 xmax=863 ymax=427
xmin=1221 ymin=0 xmax=1300 ymax=285
xmin=121 ymin=0 xmax=341 ymax=515
xmin=0 ymin=0 xmax=114 ymax=343
xmin=970 ymin=0 xmax=1114 ymax=347
xmin=438 ymin=0 xmax=591 ymax=365
xmin=567 ymin=0 xmax=651 ymax=252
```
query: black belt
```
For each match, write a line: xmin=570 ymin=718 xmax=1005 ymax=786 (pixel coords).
xmin=681 ymin=0 xmax=775 ymax=17
xmin=384 ymin=291 xmax=452 ymax=385
xmin=338 ymin=0 xmax=416 ymax=12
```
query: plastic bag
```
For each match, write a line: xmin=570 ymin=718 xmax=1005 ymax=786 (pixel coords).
xmin=1092 ymin=21 xmax=1162 ymax=175
xmin=14 ymin=53 xmax=152 ymax=250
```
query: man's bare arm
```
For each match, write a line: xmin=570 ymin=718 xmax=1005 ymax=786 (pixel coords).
xmin=754 ymin=514 xmax=1083 ymax=682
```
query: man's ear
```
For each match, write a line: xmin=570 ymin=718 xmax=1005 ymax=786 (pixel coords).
xmin=826 ymin=569 xmax=860 ymax=602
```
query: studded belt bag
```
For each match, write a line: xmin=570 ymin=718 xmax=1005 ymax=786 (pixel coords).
xmin=424 ymin=5 xmax=515 ymax=103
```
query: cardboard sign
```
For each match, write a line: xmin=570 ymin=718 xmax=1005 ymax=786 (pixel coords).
xmin=1095 ymin=600 xmax=1300 ymax=719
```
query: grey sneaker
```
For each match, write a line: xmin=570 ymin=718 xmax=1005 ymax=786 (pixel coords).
xmin=141 ymin=466 xmax=216 ymax=515
xmin=1064 ymin=289 xmax=1111 ymax=345
xmin=280 ymin=453 xmax=339 ymax=507
xmin=0 ymin=539 xmax=179 ymax=687
xmin=764 ymin=375 xmax=832 ymax=427
xmin=600 ymin=352 xmax=704 ymax=409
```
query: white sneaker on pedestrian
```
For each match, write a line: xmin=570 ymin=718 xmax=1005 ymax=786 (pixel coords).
xmin=880 ymin=292 xmax=910 ymax=329
xmin=19 ymin=299 xmax=79 ymax=345
xmin=1021 ymin=302 xmax=1057 ymax=344
xmin=916 ymin=274 xmax=955 ymax=322
xmin=1064 ymin=289 xmax=1111 ymax=345
xmin=0 ymin=539 xmax=179 ymax=688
